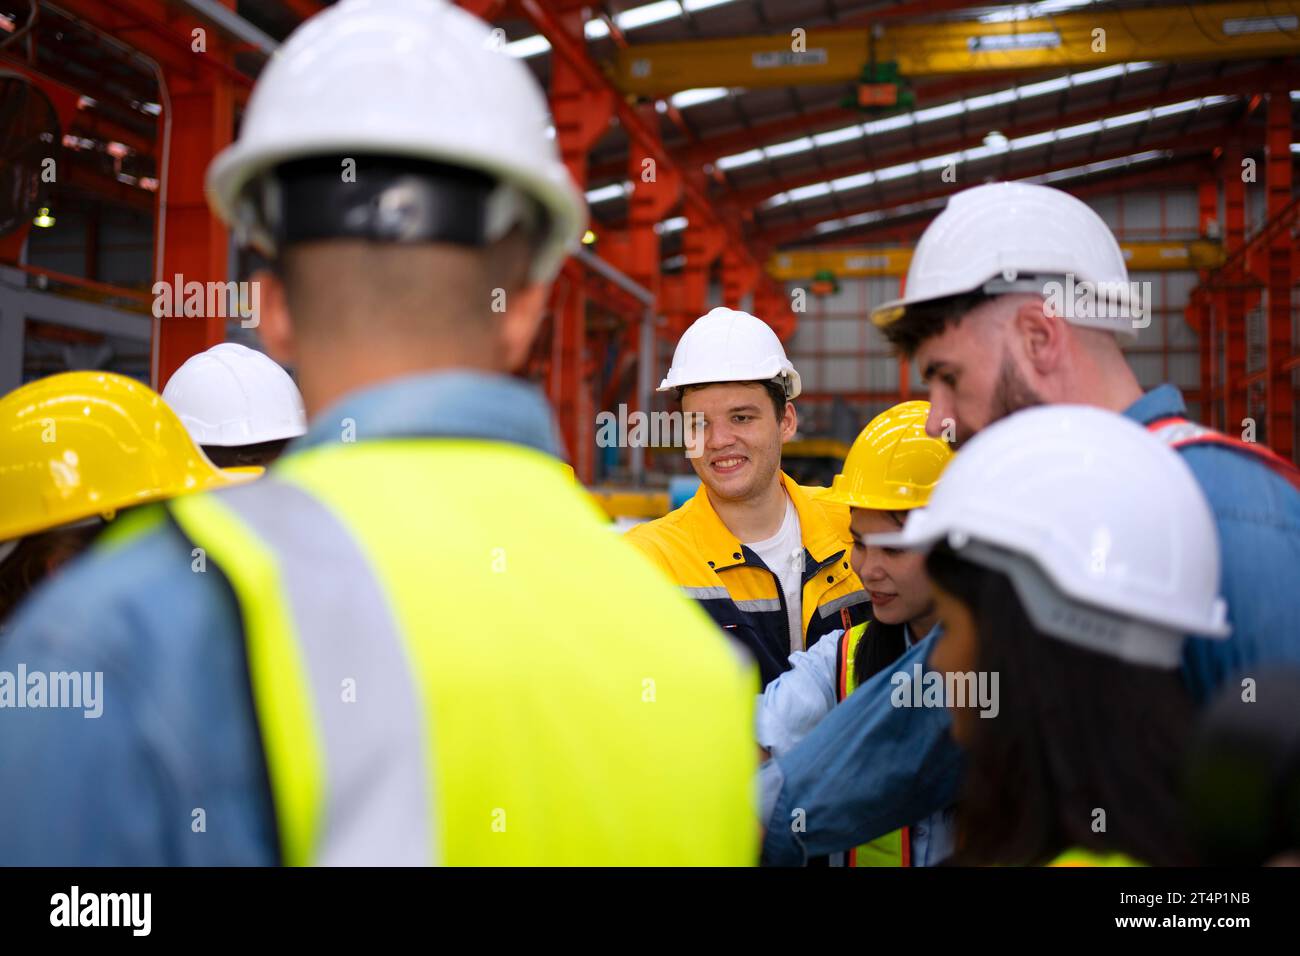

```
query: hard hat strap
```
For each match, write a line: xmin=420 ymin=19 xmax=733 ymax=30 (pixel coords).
xmin=979 ymin=273 xmax=1068 ymax=298
xmin=245 ymin=154 xmax=544 ymax=255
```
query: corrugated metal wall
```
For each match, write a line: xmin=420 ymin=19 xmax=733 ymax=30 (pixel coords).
xmin=783 ymin=189 xmax=1212 ymax=435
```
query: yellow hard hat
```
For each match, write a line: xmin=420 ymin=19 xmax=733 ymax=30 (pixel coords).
xmin=0 ymin=371 xmax=260 ymax=542
xmin=819 ymin=400 xmax=953 ymax=511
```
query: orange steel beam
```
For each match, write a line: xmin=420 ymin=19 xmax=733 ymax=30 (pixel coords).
xmin=1265 ymin=78 xmax=1294 ymax=460
xmin=519 ymin=0 xmax=795 ymax=474
xmin=543 ymin=4 xmax=614 ymax=482
xmin=684 ymin=71 xmax=1036 ymax=167
xmin=793 ymin=157 xmax=1209 ymax=248
xmin=85 ymin=0 xmax=244 ymax=388
xmin=278 ymin=0 xmax=327 ymax=19
xmin=0 ymin=54 xmax=157 ymax=157
xmin=29 ymin=0 xmax=245 ymax=389
xmin=3 ymin=262 xmax=152 ymax=305
xmin=1222 ymin=141 xmax=1248 ymax=435
xmin=56 ymin=0 xmax=254 ymax=88
xmin=725 ymin=68 xmax=1282 ymax=214
xmin=1197 ymin=176 xmax=1219 ymax=428
xmin=583 ymin=70 xmax=1031 ymax=184
xmin=758 ymin=129 xmax=1216 ymax=246
xmin=518 ymin=0 xmax=767 ymax=294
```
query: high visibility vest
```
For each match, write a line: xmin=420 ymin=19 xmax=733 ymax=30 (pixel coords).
xmin=834 ymin=620 xmax=910 ymax=867
xmin=1147 ymin=415 xmax=1300 ymax=491
xmin=164 ymin=438 xmax=759 ymax=866
xmin=1048 ymin=848 xmax=1144 ymax=867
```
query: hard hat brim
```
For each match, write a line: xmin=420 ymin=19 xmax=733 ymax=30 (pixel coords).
xmin=870 ymin=296 xmax=909 ymax=328
xmin=207 ymin=135 xmax=586 ymax=284
xmin=216 ymin=466 xmax=265 ymax=483
xmin=867 ymin=519 xmax=1232 ymax=640
xmin=816 ymin=486 xmax=927 ymax=512
xmin=870 ymin=281 xmax=1144 ymax=339
xmin=863 ymin=528 xmax=923 ymax=550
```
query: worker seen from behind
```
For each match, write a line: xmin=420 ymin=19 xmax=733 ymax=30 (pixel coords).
xmin=760 ymin=181 xmax=1300 ymax=866
xmin=0 ymin=0 xmax=756 ymax=866
xmin=626 ymin=306 xmax=870 ymax=688
xmin=876 ymin=404 xmax=1230 ymax=866
xmin=0 ymin=371 xmax=256 ymax=627
xmin=756 ymin=400 xmax=955 ymax=866
xmin=163 ymin=341 xmax=307 ymax=467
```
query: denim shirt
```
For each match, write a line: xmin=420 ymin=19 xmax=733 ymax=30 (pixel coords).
xmin=0 ymin=371 xmax=562 ymax=865
xmin=755 ymin=617 xmax=955 ymax=865
xmin=760 ymin=384 xmax=1300 ymax=865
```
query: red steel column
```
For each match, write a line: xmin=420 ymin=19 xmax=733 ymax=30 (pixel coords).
xmin=548 ymin=7 xmax=612 ymax=481
xmin=1222 ymin=141 xmax=1248 ymax=434
xmin=1197 ymin=177 xmax=1218 ymax=427
xmin=1266 ymin=80 xmax=1294 ymax=460
xmin=153 ymin=65 xmax=233 ymax=388
xmin=721 ymin=250 xmax=759 ymax=310
xmin=676 ymin=209 xmax=724 ymax=338
xmin=623 ymin=116 xmax=680 ymax=475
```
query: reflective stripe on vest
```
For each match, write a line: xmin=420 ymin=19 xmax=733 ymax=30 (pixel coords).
xmin=169 ymin=478 xmax=436 ymax=866
xmin=1147 ymin=415 xmax=1300 ymax=490
xmin=168 ymin=437 xmax=759 ymax=866
xmin=836 ymin=621 xmax=911 ymax=868
xmin=1048 ymin=848 xmax=1144 ymax=867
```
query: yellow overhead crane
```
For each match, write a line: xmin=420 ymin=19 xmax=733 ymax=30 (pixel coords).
xmin=614 ymin=2 xmax=1300 ymax=95
xmin=768 ymin=240 xmax=1227 ymax=280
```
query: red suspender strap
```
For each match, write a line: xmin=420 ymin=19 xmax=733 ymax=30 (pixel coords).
xmin=1146 ymin=416 xmax=1300 ymax=491
xmin=837 ymin=624 xmax=851 ymax=702
xmin=900 ymin=826 xmax=912 ymax=867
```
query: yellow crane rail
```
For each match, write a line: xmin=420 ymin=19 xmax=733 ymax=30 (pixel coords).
xmin=768 ymin=240 xmax=1226 ymax=280
xmin=614 ymin=2 xmax=1300 ymax=94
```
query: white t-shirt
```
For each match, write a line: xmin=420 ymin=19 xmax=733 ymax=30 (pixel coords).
xmin=744 ymin=494 xmax=805 ymax=654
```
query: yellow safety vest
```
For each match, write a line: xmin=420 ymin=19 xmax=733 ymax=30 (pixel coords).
xmin=1048 ymin=849 xmax=1144 ymax=867
xmin=836 ymin=621 xmax=910 ymax=867
xmin=165 ymin=437 xmax=759 ymax=866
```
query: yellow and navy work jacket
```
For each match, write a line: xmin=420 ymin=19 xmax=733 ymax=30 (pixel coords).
xmin=157 ymin=438 xmax=758 ymax=866
xmin=625 ymin=473 xmax=869 ymax=688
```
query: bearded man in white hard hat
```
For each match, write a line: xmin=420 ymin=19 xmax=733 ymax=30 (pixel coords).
xmin=0 ymin=0 xmax=758 ymax=866
xmin=760 ymin=181 xmax=1300 ymax=867
xmin=626 ymin=306 xmax=869 ymax=691
xmin=163 ymin=342 xmax=307 ymax=467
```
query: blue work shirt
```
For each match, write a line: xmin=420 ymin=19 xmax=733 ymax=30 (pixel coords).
xmin=756 ymin=615 xmax=955 ymax=865
xmin=761 ymin=384 xmax=1300 ymax=865
xmin=0 ymin=371 xmax=562 ymax=865
xmin=898 ymin=623 xmax=955 ymax=868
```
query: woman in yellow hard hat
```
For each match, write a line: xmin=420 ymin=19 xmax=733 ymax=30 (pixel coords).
xmin=755 ymin=399 xmax=954 ymax=866
xmin=0 ymin=371 xmax=259 ymax=625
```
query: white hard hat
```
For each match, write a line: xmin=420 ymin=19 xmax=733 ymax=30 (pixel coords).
xmin=658 ymin=306 xmax=802 ymax=400
xmin=163 ymin=342 xmax=307 ymax=447
xmin=869 ymin=405 xmax=1230 ymax=668
xmin=872 ymin=182 xmax=1141 ymax=337
xmin=205 ymin=0 xmax=586 ymax=283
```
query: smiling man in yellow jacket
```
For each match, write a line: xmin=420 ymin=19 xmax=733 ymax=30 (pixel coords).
xmin=626 ymin=307 xmax=869 ymax=689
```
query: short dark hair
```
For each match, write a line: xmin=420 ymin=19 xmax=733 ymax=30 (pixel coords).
xmin=677 ymin=379 xmax=789 ymax=421
xmin=924 ymin=543 xmax=1198 ymax=866
xmin=880 ymin=291 xmax=996 ymax=359
xmin=202 ymin=439 xmax=291 ymax=469
xmin=0 ymin=525 xmax=102 ymax=624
